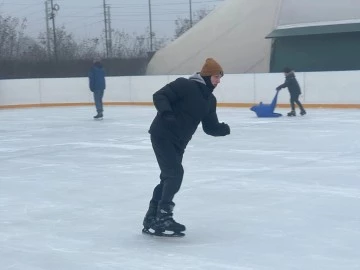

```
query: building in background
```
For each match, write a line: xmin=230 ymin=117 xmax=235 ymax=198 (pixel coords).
xmin=146 ymin=0 xmax=360 ymax=75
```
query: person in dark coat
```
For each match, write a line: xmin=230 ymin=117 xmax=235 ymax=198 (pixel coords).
xmin=142 ymin=58 xmax=231 ymax=235
xmin=89 ymin=59 xmax=106 ymax=119
xmin=276 ymin=67 xmax=306 ymax=116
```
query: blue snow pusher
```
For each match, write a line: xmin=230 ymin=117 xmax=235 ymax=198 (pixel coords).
xmin=250 ymin=90 xmax=282 ymax=118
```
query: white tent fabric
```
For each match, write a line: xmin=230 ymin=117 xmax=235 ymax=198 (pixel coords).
xmin=146 ymin=0 xmax=281 ymax=75
xmin=277 ymin=0 xmax=360 ymax=28
xmin=146 ymin=0 xmax=360 ymax=75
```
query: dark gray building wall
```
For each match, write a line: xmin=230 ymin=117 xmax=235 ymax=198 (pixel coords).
xmin=270 ymin=32 xmax=360 ymax=72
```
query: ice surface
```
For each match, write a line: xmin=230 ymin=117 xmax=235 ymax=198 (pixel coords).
xmin=1 ymin=106 xmax=360 ymax=270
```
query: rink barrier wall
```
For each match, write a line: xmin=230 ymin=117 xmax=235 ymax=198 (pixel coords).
xmin=2 ymin=102 xmax=360 ymax=110
xmin=1 ymin=71 xmax=360 ymax=109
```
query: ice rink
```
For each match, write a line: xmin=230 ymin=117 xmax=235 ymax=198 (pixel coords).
xmin=1 ymin=105 xmax=360 ymax=270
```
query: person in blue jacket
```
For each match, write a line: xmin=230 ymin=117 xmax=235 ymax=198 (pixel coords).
xmin=142 ymin=58 xmax=231 ymax=236
xmin=89 ymin=59 xmax=106 ymax=119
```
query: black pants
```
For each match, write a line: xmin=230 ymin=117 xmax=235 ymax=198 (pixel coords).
xmin=290 ymin=93 xmax=305 ymax=111
xmin=150 ymin=135 xmax=184 ymax=209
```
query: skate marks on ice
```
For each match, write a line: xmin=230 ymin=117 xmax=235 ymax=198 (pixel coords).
xmin=1 ymin=107 xmax=360 ymax=270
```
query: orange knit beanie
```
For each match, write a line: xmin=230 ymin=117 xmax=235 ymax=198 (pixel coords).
xmin=200 ymin=58 xmax=224 ymax=77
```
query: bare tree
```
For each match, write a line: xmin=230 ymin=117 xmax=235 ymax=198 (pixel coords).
xmin=0 ymin=15 xmax=28 ymax=60
xmin=112 ymin=30 xmax=148 ymax=58
xmin=19 ymin=36 xmax=48 ymax=61
xmin=53 ymin=26 xmax=78 ymax=60
xmin=38 ymin=26 xmax=95 ymax=60
xmin=77 ymin=38 xmax=101 ymax=60
xmin=174 ymin=8 xmax=211 ymax=39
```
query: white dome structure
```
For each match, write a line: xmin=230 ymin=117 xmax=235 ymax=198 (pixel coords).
xmin=146 ymin=0 xmax=360 ymax=75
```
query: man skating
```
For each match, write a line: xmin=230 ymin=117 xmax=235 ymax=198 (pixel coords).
xmin=143 ymin=58 xmax=231 ymax=236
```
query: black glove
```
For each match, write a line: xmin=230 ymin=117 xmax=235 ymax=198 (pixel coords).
xmin=276 ymin=86 xmax=281 ymax=91
xmin=222 ymin=123 xmax=230 ymax=135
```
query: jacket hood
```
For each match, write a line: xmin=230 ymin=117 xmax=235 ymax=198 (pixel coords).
xmin=189 ymin=72 xmax=214 ymax=96
xmin=188 ymin=72 xmax=206 ymax=85
xmin=285 ymin=71 xmax=295 ymax=78
xmin=94 ymin=62 xmax=103 ymax=68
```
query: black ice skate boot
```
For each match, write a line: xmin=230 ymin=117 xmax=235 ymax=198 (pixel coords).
xmin=153 ymin=203 xmax=186 ymax=236
xmin=287 ymin=110 xmax=296 ymax=117
xmin=142 ymin=201 xmax=158 ymax=230
xmin=300 ymin=109 xmax=306 ymax=116
xmin=93 ymin=112 xmax=103 ymax=120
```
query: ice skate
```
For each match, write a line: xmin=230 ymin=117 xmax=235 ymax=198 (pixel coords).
xmin=287 ymin=110 xmax=296 ymax=117
xmin=93 ymin=112 xmax=103 ymax=120
xmin=142 ymin=201 xmax=157 ymax=230
xmin=142 ymin=204 xmax=186 ymax=237
xmin=300 ymin=109 xmax=306 ymax=116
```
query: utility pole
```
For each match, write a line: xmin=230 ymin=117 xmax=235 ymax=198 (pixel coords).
xmin=44 ymin=1 xmax=51 ymax=58
xmin=103 ymin=0 xmax=112 ymax=58
xmin=103 ymin=0 xmax=109 ymax=58
xmin=189 ymin=0 xmax=193 ymax=28
xmin=107 ymin=5 xmax=112 ymax=57
xmin=148 ymin=0 xmax=153 ymax=52
xmin=49 ymin=0 xmax=60 ymax=62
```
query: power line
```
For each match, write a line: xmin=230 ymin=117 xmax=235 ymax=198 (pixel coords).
xmin=66 ymin=20 xmax=104 ymax=33
xmin=0 ymin=2 xmax=43 ymax=5
xmin=110 ymin=0 xmax=222 ymax=8
xmin=1 ymin=0 xmax=223 ymax=53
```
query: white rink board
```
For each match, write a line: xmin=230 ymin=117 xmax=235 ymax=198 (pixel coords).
xmin=0 ymin=79 xmax=40 ymax=105
xmin=216 ymin=74 xmax=255 ymax=103
xmin=304 ymin=71 xmax=360 ymax=104
xmin=130 ymin=75 xmax=168 ymax=102
xmin=40 ymin=78 xmax=90 ymax=104
xmin=104 ymin=76 xmax=131 ymax=102
xmin=0 ymin=71 xmax=360 ymax=107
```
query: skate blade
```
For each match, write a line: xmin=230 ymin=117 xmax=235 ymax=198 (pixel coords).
xmin=93 ymin=117 xmax=103 ymax=121
xmin=142 ymin=228 xmax=185 ymax=237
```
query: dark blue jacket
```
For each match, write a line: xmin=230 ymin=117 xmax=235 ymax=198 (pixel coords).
xmin=89 ymin=63 xmax=106 ymax=91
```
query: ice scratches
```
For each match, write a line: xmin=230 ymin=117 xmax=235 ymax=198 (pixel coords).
xmin=0 ymin=144 xmax=76 ymax=160
xmin=46 ymin=245 xmax=82 ymax=253
xmin=4 ymin=263 xmax=18 ymax=270
xmin=72 ymin=141 xmax=150 ymax=150
xmin=249 ymin=181 xmax=360 ymax=199
xmin=175 ymin=256 xmax=254 ymax=270
xmin=0 ymin=141 xmax=150 ymax=161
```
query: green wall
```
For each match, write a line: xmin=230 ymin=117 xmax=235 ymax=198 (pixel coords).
xmin=270 ymin=32 xmax=360 ymax=72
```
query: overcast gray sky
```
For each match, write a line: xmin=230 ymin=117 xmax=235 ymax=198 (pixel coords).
xmin=0 ymin=0 xmax=223 ymax=41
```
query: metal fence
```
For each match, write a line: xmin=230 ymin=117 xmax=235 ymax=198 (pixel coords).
xmin=0 ymin=58 xmax=149 ymax=79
